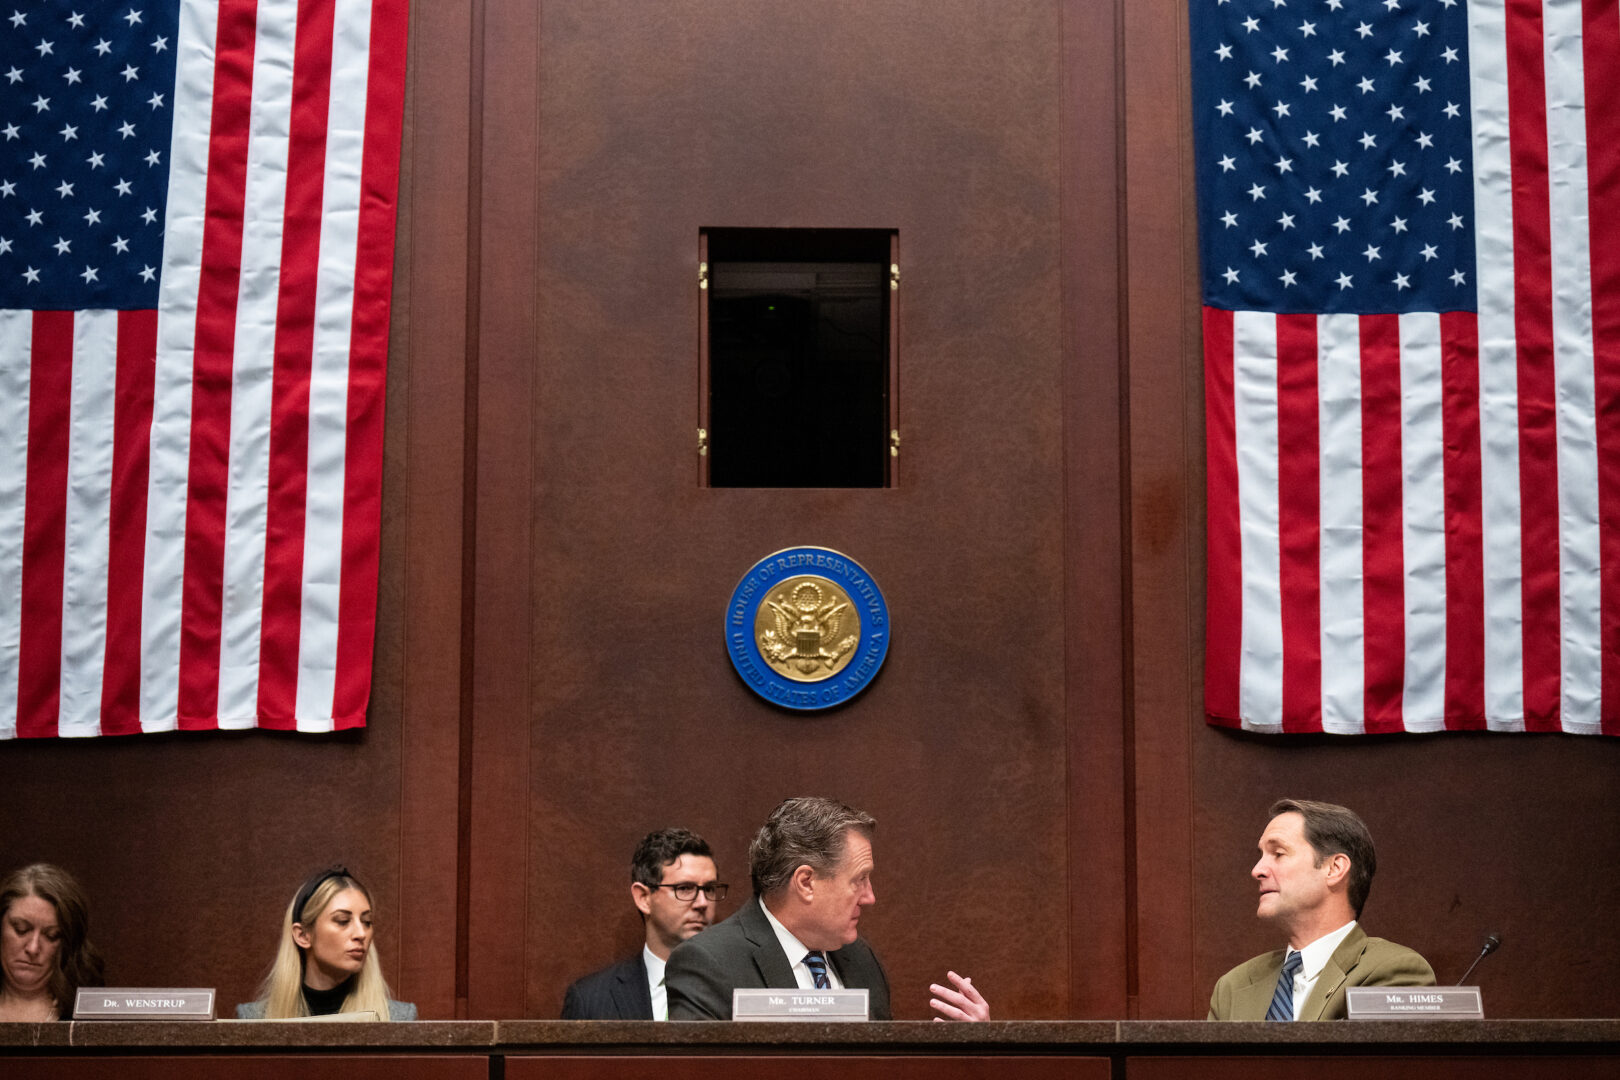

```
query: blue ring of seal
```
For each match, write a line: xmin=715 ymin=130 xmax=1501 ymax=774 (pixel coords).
xmin=725 ymin=546 xmax=890 ymax=711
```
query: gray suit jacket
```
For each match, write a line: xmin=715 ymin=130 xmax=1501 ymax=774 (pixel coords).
xmin=235 ymin=997 xmax=418 ymax=1021
xmin=561 ymin=952 xmax=654 ymax=1020
xmin=666 ymin=896 xmax=891 ymax=1020
xmin=1207 ymin=924 xmax=1434 ymax=1021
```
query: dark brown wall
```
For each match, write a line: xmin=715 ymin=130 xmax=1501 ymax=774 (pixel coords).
xmin=2 ymin=0 xmax=1618 ymax=1025
xmin=500 ymin=0 xmax=1073 ymax=1021
xmin=0 ymin=0 xmax=473 ymax=1018
xmin=0 ymin=731 xmax=405 ymax=1010
xmin=1113 ymin=0 xmax=1620 ymax=1023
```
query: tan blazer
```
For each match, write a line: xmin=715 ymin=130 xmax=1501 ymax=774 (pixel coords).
xmin=1207 ymin=924 xmax=1435 ymax=1021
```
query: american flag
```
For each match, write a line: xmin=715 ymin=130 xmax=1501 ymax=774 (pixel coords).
xmin=0 ymin=0 xmax=407 ymax=737
xmin=1192 ymin=0 xmax=1620 ymax=735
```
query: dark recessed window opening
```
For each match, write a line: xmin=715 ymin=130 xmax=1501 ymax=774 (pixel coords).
xmin=705 ymin=228 xmax=893 ymax=488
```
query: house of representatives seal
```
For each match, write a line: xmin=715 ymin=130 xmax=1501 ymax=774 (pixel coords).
xmin=725 ymin=546 xmax=890 ymax=710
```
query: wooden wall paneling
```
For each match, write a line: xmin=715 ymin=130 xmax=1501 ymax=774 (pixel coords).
xmin=1128 ymin=1057 xmax=1620 ymax=1080
xmin=5 ymin=1058 xmax=488 ymax=1080
xmin=0 ymin=733 xmax=404 ymax=1010
xmin=393 ymin=0 xmax=477 ymax=1021
xmin=1061 ymin=0 xmax=1130 ymax=1020
xmin=465 ymin=0 xmax=542 ymax=1020
xmin=697 ymin=231 xmax=710 ymax=487
xmin=888 ymin=231 xmax=901 ymax=489
xmin=526 ymin=0 xmax=1069 ymax=1020
xmin=0 ymin=0 xmax=461 ymax=1021
xmin=506 ymin=1058 xmax=1109 ymax=1080
xmin=1190 ymin=734 xmax=1620 ymax=1019
xmin=1122 ymin=0 xmax=1201 ymax=1021
xmin=1127 ymin=0 xmax=1620 ymax=1023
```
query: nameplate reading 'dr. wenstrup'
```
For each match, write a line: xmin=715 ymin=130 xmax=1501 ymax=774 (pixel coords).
xmin=726 ymin=546 xmax=890 ymax=711
xmin=1346 ymin=986 xmax=1484 ymax=1020
xmin=732 ymin=988 xmax=870 ymax=1021
xmin=74 ymin=988 xmax=216 ymax=1020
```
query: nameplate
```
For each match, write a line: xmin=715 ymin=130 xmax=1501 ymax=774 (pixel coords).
xmin=732 ymin=988 xmax=870 ymax=1021
xmin=1347 ymin=986 xmax=1484 ymax=1020
xmin=74 ymin=988 xmax=216 ymax=1020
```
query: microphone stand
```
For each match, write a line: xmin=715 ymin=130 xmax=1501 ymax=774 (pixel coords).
xmin=1456 ymin=933 xmax=1501 ymax=985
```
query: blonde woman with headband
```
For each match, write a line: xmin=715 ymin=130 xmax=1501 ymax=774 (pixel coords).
xmin=237 ymin=867 xmax=416 ymax=1020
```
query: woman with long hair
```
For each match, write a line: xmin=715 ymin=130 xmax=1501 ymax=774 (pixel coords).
xmin=237 ymin=867 xmax=415 ymax=1020
xmin=0 ymin=864 xmax=105 ymax=1021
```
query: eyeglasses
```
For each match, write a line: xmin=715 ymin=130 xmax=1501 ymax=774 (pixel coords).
xmin=654 ymin=882 xmax=729 ymax=902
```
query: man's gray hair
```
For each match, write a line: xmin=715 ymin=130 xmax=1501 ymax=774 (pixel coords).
xmin=749 ymin=796 xmax=876 ymax=896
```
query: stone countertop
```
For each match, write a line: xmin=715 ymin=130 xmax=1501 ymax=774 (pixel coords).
xmin=2 ymin=1018 xmax=1617 ymax=1052
xmin=0 ymin=1016 xmax=1613 ymax=1049
xmin=0 ymin=1019 xmax=496 ymax=1050
xmin=493 ymin=1019 xmax=1620 ymax=1049
xmin=1113 ymin=1019 xmax=1620 ymax=1045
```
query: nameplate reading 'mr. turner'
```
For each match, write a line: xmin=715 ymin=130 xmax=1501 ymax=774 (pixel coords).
xmin=1346 ymin=986 xmax=1484 ymax=1020
xmin=732 ymin=988 xmax=870 ymax=1021
xmin=74 ymin=988 xmax=216 ymax=1020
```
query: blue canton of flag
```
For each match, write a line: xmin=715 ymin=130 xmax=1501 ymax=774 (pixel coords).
xmin=1 ymin=2 xmax=178 ymax=309
xmin=1190 ymin=0 xmax=1476 ymax=314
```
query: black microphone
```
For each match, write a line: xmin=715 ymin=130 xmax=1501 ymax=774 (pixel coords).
xmin=1455 ymin=932 xmax=1501 ymax=985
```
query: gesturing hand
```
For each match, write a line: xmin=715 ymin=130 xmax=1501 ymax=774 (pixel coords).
xmin=928 ymin=970 xmax=989 ymax=1022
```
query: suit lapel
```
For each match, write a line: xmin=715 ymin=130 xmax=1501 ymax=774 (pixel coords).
xmin=1236 ymin=952 xmax=1287 ymax=1021
xmin=826 ymin=945 xmax=865 ymax=989
xmin=740 ymin=897 xmax=799 ymax=988
xmin=1299 ymin=924 xmax=1367 ymax=1021
xmin=610 ymin=952 xmax=654 ymax=1020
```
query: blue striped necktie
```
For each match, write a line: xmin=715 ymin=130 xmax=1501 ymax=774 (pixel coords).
xmin=804 ymin=951 xmax=831 ymax=989
xmin=1265 ymin=951 xmax=1304 ymax=1021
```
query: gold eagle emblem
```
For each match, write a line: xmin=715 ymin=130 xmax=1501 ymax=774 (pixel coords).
xmin=757 ymin=578 xmax=860 ymax=681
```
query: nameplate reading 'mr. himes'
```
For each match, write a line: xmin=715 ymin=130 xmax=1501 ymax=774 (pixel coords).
xmin=74 ymin=988 xmax=216 ymax=1020
xmin=732 ymin=988 xmax=870 ymax=1021
xmin=1346 ymin=987 xmax=1484 ymax=1020
xmin=726 ymin=546 xmax=890 ymax=711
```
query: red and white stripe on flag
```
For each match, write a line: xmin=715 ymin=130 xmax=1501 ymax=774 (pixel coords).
xmin=1204 ymin=0 xmax=1620 ymax=736
xmin=0 ymin=0 xmax=408 ymax=738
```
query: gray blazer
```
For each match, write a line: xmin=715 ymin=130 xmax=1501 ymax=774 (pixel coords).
xmin=235 ymin=998 xmax=418 ymax=1021
xmin=666 ymin=895 xmax=891 ymax=1020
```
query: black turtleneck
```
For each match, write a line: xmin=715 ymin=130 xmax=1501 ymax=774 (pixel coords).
xmin=301 ymin=975 xmax=356 ymax=1016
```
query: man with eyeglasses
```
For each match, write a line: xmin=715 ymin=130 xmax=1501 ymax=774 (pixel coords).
xmin=666 ymin=796 xmax=989 ymax=1021
xmin=562 ymin=827 xmax=728 ymax=1020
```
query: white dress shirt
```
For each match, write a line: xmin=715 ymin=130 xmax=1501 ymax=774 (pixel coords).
xmin=1285 ymin=919 xmax=1358 ymax=1019
xmin=643 ymin=944 xmax=668 ymax=1021
xmin=760 ymin=899 xmax=844 ymax=990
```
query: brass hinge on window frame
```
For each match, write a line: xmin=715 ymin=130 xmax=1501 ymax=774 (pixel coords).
xmin=890 ymin=429 xmax=900 ymax=458
xmin=698 ymin=428 xmax=709 ymax=456
xmin=699 ymin=262 xmax=709 ymax=290
xmin=889 ymin=263 xmax=899 ymax=291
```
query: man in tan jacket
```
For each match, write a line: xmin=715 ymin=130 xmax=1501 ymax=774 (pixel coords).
xmin=1208 ymin=799 xmax=1434 ymax=1021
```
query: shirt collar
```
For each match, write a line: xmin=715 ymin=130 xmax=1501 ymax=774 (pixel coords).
xmin=759 ymin=895 xmax=816 ymax=968
xmin=1292 ymin=919 xmax=1358 ymax=981
xmin=642 ymin=943 xmax=666 ymax=986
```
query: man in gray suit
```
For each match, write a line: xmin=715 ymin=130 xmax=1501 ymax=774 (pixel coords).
xmin=666 ymin=796 xmax=988 ymax=1021
xmin=1207 ymin=799 xmax=1435 ymax=1021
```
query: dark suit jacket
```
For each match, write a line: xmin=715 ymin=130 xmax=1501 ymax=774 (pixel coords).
xmin=665 ymin=896 xmax=891 ymax=1020
xmin=561 ymin=951 xmax=654 ymax=1020
xmin=1207 ymin=924 xmax=1435 ymax=1021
